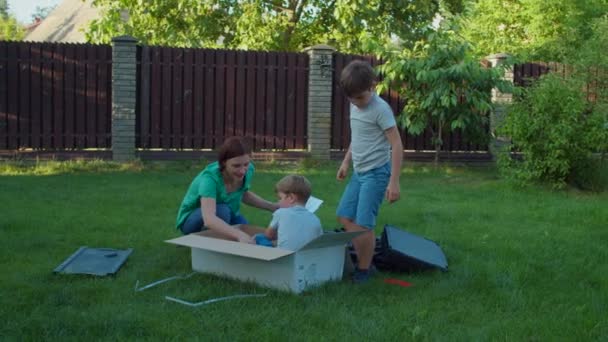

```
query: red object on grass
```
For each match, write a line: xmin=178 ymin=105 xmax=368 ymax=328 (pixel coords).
xmin=384 ymin=278 xmax=412 ymax=287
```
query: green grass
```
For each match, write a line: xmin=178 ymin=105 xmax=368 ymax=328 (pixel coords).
xmin=1 ymin=160 xmax=607 ymax=340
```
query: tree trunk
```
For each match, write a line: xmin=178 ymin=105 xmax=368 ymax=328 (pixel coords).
xmin=434 ymin=124 xmax=443 ymax=166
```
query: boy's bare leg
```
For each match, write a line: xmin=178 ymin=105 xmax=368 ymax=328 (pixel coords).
xmin=339 ymin=217 xmax=375 ymax=270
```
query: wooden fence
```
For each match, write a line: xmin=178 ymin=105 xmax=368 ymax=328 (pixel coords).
xmin=0 ymin=41 xmax=111 ymax=150
xmin=514 ymin=62 xmax=604 ymax=102
xmin=5 ymin=41 xmax=576 ymax=160
xmin=137 ymin=46 xmax=309 ymax=151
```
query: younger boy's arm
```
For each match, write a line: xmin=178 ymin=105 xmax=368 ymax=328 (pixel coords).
xmin=337 ymin=145 xmax=352 ymax=181
xmin=384 ymin=126 xmax=403 ymax=203
xmin=263 ymin=227 xmax=277 ymax=240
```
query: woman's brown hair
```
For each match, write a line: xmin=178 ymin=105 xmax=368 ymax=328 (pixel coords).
xmin=217 ymin=137 xmax=252 ymax=171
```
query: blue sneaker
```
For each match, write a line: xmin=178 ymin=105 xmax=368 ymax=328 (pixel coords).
xmin=352 ymin=268 xmax=372 ymax=284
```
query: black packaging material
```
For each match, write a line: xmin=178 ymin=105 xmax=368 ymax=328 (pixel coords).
xmin=375 ymin=225 xmax=448 ymax=272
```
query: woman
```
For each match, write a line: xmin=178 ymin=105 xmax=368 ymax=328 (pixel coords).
xmin=175 ymin=137 xmax=278 ymax=242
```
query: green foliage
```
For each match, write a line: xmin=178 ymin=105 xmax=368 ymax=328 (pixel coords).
xmin=499 ymin=73 xmax=608 ymax=190
xmin=0 ymin=0 xmax=8 ymax=19
xmin=85 ymin=0 xmax=465 ymax=52
xmin=31 ymin=5 xmax=56 ymax=21
xmin=0 ymin=15 xmax=24 ymax=40
xmin=460 ymin=0 xmax=608 ymax=61
xmin=573 ymin=15 xmax=608 ymax=70
xmin=376 ymin=29 xmax=510 ymax=162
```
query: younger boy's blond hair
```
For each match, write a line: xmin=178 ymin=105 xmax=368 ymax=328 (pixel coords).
xmin=275 ymin=175 xmax=312 ymax=204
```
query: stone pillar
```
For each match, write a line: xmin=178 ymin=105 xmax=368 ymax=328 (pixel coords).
xmin=486 ymin=53 xmax=513 ymax=159
xmin=111 ymin=35 xmax=138 ymax=161
xmin=304 ymin=45 xmax=335 ymax=160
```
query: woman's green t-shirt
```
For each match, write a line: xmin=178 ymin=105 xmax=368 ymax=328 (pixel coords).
xmin=175 ymin=161 xmax=255 ymax=229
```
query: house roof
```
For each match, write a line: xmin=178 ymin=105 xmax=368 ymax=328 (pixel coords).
xmin=25 ymin=0 xmax=100 ymax=43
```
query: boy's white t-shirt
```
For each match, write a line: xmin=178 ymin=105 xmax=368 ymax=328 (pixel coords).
xmin=349 ymin=93 xmax=396 ymax=173
xmin=269 ymin=206 xmax=323 ymax=251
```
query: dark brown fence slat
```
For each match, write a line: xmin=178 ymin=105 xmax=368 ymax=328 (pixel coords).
xmin=255 ymin=52 xmax=266 ymax=150
xmin=203 ymin=50 xmax=215 ymax=148
xmin=18 ymin=43 xmax=30 ymax=148
xmin=98 ymin=45 xmax=110 ymax=148
xmin=29 ymin=43 xmax=43 ymax=149
xmin=6 ymin=42 xmax=18 ymax=149
xmin=0 ymin=42 xmax=7 ymax=149
xmin=193 ymin=49 xmax=204 ymax=148
xmin=331 ymin=54 xmax=345 ymax=150
xmin=284 ymin=54 xmax=296 ymax=149
xmin=53 ymin=44 xmax=65 ymax=148
xmin=265 ymin=52 xmax=277 ymax=149
xmin=245 ymin=51 xmax=257 ymax=147
xmin=149 ymin=47 xmax=161 ymax=148
xmin=275 ymin=53 xmax=286 ymax=149
xmin=74 ymin=44 xmax=86 ymax=148
xmin=64 ymin=44 xmax=75 ymax=148
xmin=161 ymin=47 xmax=172 ymax=148
xmin=41 ymin=43 xmax=54 ymax=148
xmin=224 ymin=50 xmax=236 ymax=138
xmin=85 ymin=44 xmax=97 ymax=147
xmin=295 ymin=53 xmax=307 ymax=149
xmin=182 ymin=49 xmax=194 ymax=148
xmin=214 ymin=50 xmax=225 ymax=148
xmin=234 ymin=50 xmax=246 ymax=138
xmin=172 ymin=48 xmax=184 ymax=149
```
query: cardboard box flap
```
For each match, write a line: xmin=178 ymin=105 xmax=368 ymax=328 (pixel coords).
xmin=299 ymin=231 xmax=363 ymax=251
xmin=166 ymin=234 xmax=294 ymax=261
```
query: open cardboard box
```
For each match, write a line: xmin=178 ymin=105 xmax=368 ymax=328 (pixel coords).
xmin=166 ymin=229 xmax=362 ymax=294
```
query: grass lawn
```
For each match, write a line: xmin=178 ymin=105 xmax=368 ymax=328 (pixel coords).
xmin=1 ymin=159 xmax=607 ymax=340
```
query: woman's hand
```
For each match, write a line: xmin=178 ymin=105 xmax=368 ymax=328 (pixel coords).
xmin=237 ymin=233 xmax=254 ymax=244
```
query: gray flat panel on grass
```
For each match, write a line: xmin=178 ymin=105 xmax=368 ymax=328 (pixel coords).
xmin=54 ymin=246 xmax=133 ymax=276
xmin=384 ymin=225 xmax=448 ymax=271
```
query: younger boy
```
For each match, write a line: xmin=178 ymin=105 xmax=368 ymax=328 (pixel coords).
xmin=254 ymin=175 xmax=323 ymax=251
xmin=336 ymin=60 xmax=403 ymax=283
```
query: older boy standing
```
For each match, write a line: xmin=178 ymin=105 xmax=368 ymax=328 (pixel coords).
xmin=336 ymin=60 xmax=403 ymax=283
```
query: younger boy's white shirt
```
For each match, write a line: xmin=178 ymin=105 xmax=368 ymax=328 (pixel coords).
xmin=269 ymin=206 xmax=323 ymax=251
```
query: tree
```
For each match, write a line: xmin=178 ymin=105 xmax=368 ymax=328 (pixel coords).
xmin=498 ymin=73 xmax=607 ymax=190
xmin=31 ymin=5 xmax=56 ymax=21
xmin=86 ymin=0 xmax=464 ymax=52
xmin=376 ymin=29 xmax=511 ymax=163
xmin=0 ymin=0 xmax=24 ymax=41
xmin=0 ymin=0 xmax=8 ymax=19
xmin=460 ymin=0 xmax=608 ymax=61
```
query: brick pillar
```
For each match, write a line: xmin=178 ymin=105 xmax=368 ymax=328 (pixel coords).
xmin=111 ymin=35 xmax=138 ymax=161
xmin=486 ymin=53 xmax=513 ymax=159
xmin=304 ymin=44 xmax=335 ymax=160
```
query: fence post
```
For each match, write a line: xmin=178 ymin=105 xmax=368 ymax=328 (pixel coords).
xmin=304 ymin=44 xmax=335 ymax=160
xmin=486 ymin=53 xmax=513 ymax=160
xmin=111 ymin=35 xmax=138 ymax=161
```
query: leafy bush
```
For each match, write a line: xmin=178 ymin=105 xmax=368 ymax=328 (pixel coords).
xmin=376 ymin=29 xmax=511 ymax=164
xmin=499 ymin=73 xmax=608 ymax=189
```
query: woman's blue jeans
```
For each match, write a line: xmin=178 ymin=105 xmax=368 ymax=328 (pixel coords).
xmin=180 ymin=204 xmax=248 ymax=235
